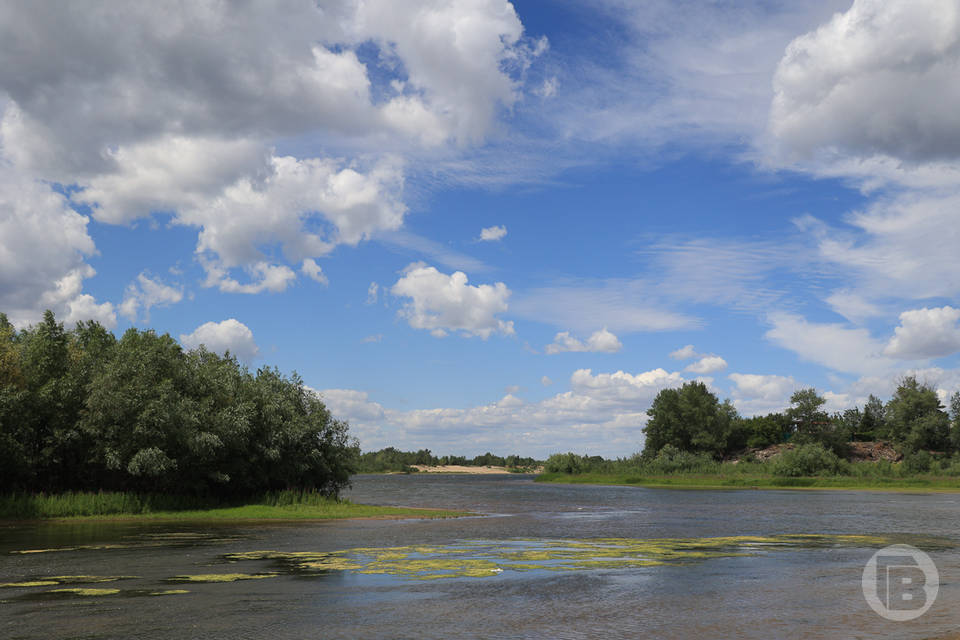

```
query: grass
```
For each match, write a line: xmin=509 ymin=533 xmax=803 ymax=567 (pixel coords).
xmin=0 ymin=490 xmax=470 ymax=521
xmin=535 ymin=471 xmax=960 ymax=492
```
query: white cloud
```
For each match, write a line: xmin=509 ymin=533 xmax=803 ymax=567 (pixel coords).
xmin=361 ymin=334 xmax=383 ymax=344
xmin=685 ymin=356 xmax=728 ymax=374
xmin=320 ymin=365 xmax=686 ymax=457
xmin=669 ymin=344 xmax=698 ymax=360
xmin=824 ymin=289 xmax=884 ymax=324
xmin=541 ymin=376 xmax=553 ymax=386
xmin=765 ymin=311 xmax=895 ymax=375
xmin=366 ymin=282 xmax=380 ymax=305
xmin=884 ymin=306 xmax=960 ymax=360
xmin=300 ymin=259 xmax=328 ymax=285
xmin=513 ymin=280 xmax=700 ymax=334
xmin=119 ymin=272 xmax=183 ymax=322
xmin=729 ymin=373 xmax=798 ymax=416
xmin=390 ymin=263 xmax=514 ymax=339
xmin=0 ymin=0 xmax=538 ymax=297
xmin=805 ymin=192 xmax=960 ymax=302
xmin=0 ymin=165 xmax=114 ymax=327
xmin=180 ymin=319 xmax=259 ymax=363
xmin=545 ymin=328 xmax=622 ymax=354
xmin=771 ymin=0 xmax=960 ymax=163
xmin=479 ymin=225 xmax=507 ymax=241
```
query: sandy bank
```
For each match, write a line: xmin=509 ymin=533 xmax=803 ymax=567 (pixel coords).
xmin=410 ymin=464 xmax=537 ymax=474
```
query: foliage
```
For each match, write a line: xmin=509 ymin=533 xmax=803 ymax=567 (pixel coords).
xmin=643 ymin=381 xmax=739 ymax=459
xmin=358 ymin=448 xmax=541 ymax=473
xmin=883 ymin=376 xmax=950 ymax=451
xmin=770 ymin=443 xmax=846 ymax=477
xmin=0 ymin=310 xmax=358 ymax=498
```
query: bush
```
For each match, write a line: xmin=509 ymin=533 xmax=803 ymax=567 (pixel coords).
xmin=544 ymin=452 xmax=586 ymax=474
xmin=771 ymin=443 xmax=846 ymax=477
xmin=902 ymin=450 xmax=933 ymax=474
xmin=643 ymin=444 xmax=719 ymax=474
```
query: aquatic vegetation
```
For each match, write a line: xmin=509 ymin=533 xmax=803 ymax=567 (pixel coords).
xmin=166 ymin=573 xmax=279 ymax=583
xmin=46 ymin=588 xmax=121 ymax=596
xmin=221 ymin=533 xmax=906 ymax=581
xmin=147 ymin=589 xmax=189 ymax=596
xmin=0 ymin=575 xmax=134 ymax=588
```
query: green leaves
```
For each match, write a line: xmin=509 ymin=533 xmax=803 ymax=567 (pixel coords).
xmin=0 ymin=310 xmax=356 ymax=498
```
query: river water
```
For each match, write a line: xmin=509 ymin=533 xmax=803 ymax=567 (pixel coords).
xmin=2 ymin=474 xmax=959 ymax=639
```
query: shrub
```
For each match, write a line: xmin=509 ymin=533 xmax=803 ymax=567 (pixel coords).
xmin=643 ymin=444 xmax=719 ymax=474
xmin=771 ymin=443 xmax=846 ymax=477
xmin=544 ymin=452 xmax=586 ymax=474
xmin=902 ymin=450 xmax=933 ymax=474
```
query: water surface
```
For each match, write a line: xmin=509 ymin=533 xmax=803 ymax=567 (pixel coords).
xmin=2 ymin=474 xmax=958 ymax=639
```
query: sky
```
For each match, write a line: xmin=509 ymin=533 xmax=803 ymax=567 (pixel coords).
xmin=3 ymin=0 xmax=960 ymax=458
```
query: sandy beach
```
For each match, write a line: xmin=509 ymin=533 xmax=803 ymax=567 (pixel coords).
xmin=410 ymin=465 xmax=530 ymax=474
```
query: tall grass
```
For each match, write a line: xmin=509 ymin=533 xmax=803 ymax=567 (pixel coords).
xmin=0 ymin=489 xmax=354 ymax=519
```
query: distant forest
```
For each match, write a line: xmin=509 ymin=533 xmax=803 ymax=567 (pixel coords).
xmin=0 ymin=311 xmax=357 ymax=498
xmin=357 ymin=448 xmax=541 ymax=473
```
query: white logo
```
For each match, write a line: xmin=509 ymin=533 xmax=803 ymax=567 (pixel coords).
xmin=862 ymin=544 xmax=939 ymax=621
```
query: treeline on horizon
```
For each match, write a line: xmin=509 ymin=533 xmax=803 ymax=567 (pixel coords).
xmin=357 ymin=447 xmax=541 ymax=473
xmin=0 ymin=311 xmax=358 ymax=498
xmin=546 ymin=379 xmax=960 ymax=478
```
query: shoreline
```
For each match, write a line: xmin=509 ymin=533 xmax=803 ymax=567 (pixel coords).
xmin=535 ymin=472 xmax=960 ymax=493
xmin=0 ymin=501 xmax=472 ymax=524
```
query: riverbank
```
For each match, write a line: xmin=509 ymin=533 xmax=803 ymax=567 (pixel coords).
xmin=0 ymin=491 xmax=470 ymax=522
xmin=535 ymin=471 xmax=960 ymax=492
xmin=409 ymin=464 xmax=540 ymax=474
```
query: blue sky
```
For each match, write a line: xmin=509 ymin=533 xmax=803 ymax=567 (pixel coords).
xmin=3 ymin=1 xmax=960 ymax=457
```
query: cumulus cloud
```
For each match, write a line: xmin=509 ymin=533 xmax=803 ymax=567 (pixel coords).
xmin=685 ymin=356 xmax=727 ymax=374
xmin=479 ymin=225 xmax=507 ymax=241
xmin=670 ymin=344 xmax=699 ymax=360
xmin=545 ymin=328 xmax=622 ymax=354
xmin=0 ymin=1 xmax=539 ymax=297
xmin=390 ymin=263 xmax=514 ymax=339
xmin=0 ymin=165 xmax=114 ymax=327
xmin=300 ymin=259 xmax=328 ymax=285
xmin=119 ymin=272 xmax=183 ymax=322
xmin=320 ymin=366 xmax=687 ymax=457
xmin=884 ymin=306 xmax=960 ymax=360
xmin=180 ymin=319 xmax=259 ymax=363
xmin=771 ymin=0 xmax=960 ymax=163
xmin=729 ymin=373 xmax=798 ymax=416
xmin=541 ymin=376 xmax=553 ymax=386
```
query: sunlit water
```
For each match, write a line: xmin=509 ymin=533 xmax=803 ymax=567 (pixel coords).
xmin=2 ymin=474 xmax=960 ymax=639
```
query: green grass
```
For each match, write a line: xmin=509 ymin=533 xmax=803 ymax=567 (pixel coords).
xmin=535 ymin=472 xmax=960 ymax=492
xmin=0 ymin=490 xmax=470 ymax=521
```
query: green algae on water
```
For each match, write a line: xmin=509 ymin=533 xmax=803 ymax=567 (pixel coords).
xmin=46 ymin=587 xmax=121 ymax=596
xmin=220 ymin=533 xmax=914 ymax=581
xmin=166 ymin=573 xmax=279 ymax=583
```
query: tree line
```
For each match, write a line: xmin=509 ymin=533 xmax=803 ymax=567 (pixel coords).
xmin=0 ymin=311 xmax=358 ymax=498
xmin=642 ymin=378 xmax=960 ymax=460
xmin=357 ymin=447 xmax=541 ymax=473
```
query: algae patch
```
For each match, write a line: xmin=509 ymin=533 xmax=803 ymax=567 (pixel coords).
xmin=46 ymin=587 xmax=121 ymax=596
xmin=221 ymin=533 xmax=905 ymax=581
xmin=166 ymin=573 xmax=278 ymax=583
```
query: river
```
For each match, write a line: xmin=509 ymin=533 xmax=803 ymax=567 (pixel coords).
xmin=2 ymin=474 xmax=959 ymax=639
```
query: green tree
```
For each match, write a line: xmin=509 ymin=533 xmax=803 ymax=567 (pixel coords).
xmin=643 ymin=381 xmax=738 ymax=458
xmin=884 ymin=377 xmax=949 ymax=451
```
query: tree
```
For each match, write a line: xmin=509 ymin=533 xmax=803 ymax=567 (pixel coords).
xmin=786 ymin=388 xmax=828 ymax=435
xmin=884 ymin=377 xmax=949 ymax=451
xmin=643 ymin=381 xmax=738 ymax=458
